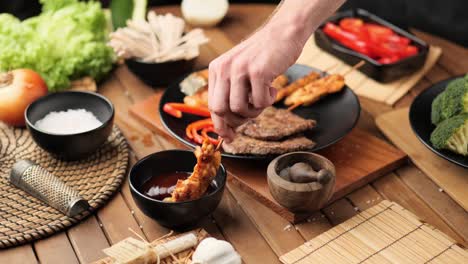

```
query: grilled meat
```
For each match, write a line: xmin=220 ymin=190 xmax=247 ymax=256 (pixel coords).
xmin=222 ymin=134 xmax=316 ymax=155
xmin=236 ymin=107 xmax=316 ymax=140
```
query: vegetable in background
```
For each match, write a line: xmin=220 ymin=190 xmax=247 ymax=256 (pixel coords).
xmin=323 ymin=18 xmax=419 ymax=64
xmin=0 ymin=0 xmax=114 ymax=91
xmin=430 ymin=113 xmax=468 ymax=156
xmin=181 ymin=0 xmax=229 ymax=27
xmin=0 ymin=69 xmax=48 ymax=126
xmin=431 ymin=75 xmax=468 ymax=125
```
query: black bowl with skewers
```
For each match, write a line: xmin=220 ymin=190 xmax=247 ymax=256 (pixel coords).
xmin=129 ymin=150 xmax=226 ymax=229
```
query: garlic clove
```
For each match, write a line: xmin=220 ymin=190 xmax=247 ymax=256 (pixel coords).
xmin=192 ymin=237 xmax=241 ymax=264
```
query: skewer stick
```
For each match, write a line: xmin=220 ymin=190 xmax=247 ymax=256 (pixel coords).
xmin=323 ymin=62 xmax=340 ymax=74
xmin=215 ymin=138 xmax=224 ymax=151
xmin=287 ymin=101 xmax=302 ymax=111
xmin=342 ymin=60 xmax=365 ymax=77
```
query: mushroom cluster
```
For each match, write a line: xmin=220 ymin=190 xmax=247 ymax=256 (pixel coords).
xmin=109 ymin=11 xmax=209 ymax=63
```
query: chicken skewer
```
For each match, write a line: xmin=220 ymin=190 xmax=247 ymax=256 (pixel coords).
xmin=165 ymin=139 xmax=222 ymax=202
xmin=286 ymin=61 xmax=365 ymax=111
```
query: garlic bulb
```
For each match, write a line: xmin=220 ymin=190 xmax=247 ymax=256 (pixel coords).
xmin=181 ymin=0 xmax=229 ymax=27
xmin=192 ymin=238 xmax=241 ymax=264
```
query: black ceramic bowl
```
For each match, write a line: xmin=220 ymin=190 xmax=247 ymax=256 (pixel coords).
xmin=129 ymin=150 xmax=226 ymax=229
xmin=126 ymin=58 xmax=196 ymax=87
xmin=25 ymin=91 xmax=114 ymax=160
xmin=315 ymin=9 xmax=429 ymax=83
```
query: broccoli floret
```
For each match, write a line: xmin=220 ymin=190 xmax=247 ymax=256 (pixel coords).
xmin=431 ymin=75 xmax=468 ymax=125
xmin=430 ymin=114 xmax=468 ymax=156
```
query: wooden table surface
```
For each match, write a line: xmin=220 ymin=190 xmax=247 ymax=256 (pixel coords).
xmin=1 ymin=4 xmax=467 ymax=264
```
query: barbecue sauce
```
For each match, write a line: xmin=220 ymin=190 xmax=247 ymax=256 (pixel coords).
xmin=141 ymin=171 xmax=217 ymax=201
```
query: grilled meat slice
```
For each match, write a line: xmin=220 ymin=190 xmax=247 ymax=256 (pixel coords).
xmin=222 ymin=134 xmax=316 ymax=155
xmin=236 ymin=107 xmax=316 ymax=141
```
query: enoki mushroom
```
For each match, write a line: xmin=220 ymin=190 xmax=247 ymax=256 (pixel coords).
xmin=109 ymin=11 xmax=209 ymax=63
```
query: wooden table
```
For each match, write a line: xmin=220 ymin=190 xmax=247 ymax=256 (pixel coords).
xmin=1 ymin=4 xmax=467 ymax=264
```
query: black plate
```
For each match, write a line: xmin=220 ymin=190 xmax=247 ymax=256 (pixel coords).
xmin=315 ymin=9 xmax=429 ymax=83
xmin=409 ymin=76 xmax=468 ymax=168
xmin=160 ymin=64 xmax=361 ymax=160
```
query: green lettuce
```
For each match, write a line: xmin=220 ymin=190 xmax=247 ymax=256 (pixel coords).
xmin=0 ymin=0 xmax=114 ymax=91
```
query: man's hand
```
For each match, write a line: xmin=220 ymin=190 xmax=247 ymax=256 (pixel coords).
xmin=208 ymin=0 xmax=345 ymax=141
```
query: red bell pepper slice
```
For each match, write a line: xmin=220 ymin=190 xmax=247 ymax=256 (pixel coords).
xmin=339 ymin=18 xmax=365 ymax=36
xmin=186 ymin=118 xmax=213 ymax=144
xmin=399 ymin=45 xmax=419 ymax=59
xmin=163 ymin=103 xmax=182 ymax=118
xmin=201 ymin=126 xmax=220 ymax=145
xmin=165 ymin=103 xmax=211 ymax=117
xmin=323 ymin=22 xmax=372 ymax=57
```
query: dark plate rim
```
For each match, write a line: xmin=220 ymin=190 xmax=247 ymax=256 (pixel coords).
xmin=409 ymin=75 xmax=468 ymax=168
xmin=159 ymin=64 xmax=361 ymax=160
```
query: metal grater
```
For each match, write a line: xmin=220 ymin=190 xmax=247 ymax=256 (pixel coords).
xmin=9 ymin=160 xmax=90 ymax=217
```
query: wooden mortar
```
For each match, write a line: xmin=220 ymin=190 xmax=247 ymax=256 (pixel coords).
xmin=267 ymin=152 xmax=336 ymax=213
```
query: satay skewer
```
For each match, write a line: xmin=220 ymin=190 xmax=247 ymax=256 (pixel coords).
xmin=287 ymin=61 xmax=365 ymax=111
xmin=215 ymin=138 xmax=224 ymax=151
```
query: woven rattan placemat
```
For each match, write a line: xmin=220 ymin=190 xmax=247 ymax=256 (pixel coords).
xmin=0 ymin=123 xmax=129 ymax=248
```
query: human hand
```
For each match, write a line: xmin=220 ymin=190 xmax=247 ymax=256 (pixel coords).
xmin=208 ymin=21 xmax=307 ymax=141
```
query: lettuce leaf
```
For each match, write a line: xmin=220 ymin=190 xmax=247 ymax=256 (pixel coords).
xmin=0 ymin=0 xmax=114 ymax=91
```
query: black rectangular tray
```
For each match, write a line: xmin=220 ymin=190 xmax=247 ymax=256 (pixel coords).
xmin=315 ymin=9 xmax=429 ymax=83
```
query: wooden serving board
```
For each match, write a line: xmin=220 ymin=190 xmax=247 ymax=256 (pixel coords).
xmin=130 ymin=94 xmax=407 ymax=223
xmin=376 ymin=108 xmax=468 ymax=211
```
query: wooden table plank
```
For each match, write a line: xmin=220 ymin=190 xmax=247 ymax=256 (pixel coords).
xmin=396 ymin=165 xmax=468 ymax=245
xmin=372 ymin=173 xmax=466 ymax=246
xmin=213 ymin=190 xmax=280 ymax=263
xmin=34 ymin=233 xmax=79 ymax=264
xmin=322 ymin=199 xmax=358 ymax=225
xmin=68 ymin=216 xmax=110 ymax=264
xmin=347 ymin=185 xmax=383 ymax=211
xmin=227 ymin=183 xmax=305 ymax=256
xmin=0 ymin=244 xmax=37 ymax=264
xmin=294 ymin=211 xmax=332 ymax=240
xmin=97 ymin=193 xmax=146 ymax=244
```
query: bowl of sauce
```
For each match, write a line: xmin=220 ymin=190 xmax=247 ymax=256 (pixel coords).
xmin=129 ymin=150 xmax=226 ymax=229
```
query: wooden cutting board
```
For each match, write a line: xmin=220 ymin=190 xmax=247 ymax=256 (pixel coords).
xmin=130 ymin=94 xmax=407 ymax=223
xmin=376 ymin=108 xmax=468 ymax=211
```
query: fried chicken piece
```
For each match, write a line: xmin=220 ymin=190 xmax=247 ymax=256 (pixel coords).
xmin=165 ymin=140 xmax=221 ymax=202
xmin=180 ymin=69 xmax=209 ymax=96
xmin=284 ymin=74 xmax=345 ymax=106
xmin=184 ymin=86 xmax=208 ymax=107
xmin=271 ymin=74 xmax=289 ymax=90
xmin=275 ymin=72 xmax=320 ymax=102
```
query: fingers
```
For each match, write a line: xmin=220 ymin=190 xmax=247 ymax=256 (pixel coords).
xmin=224 ymin=112 xmax=248 ymax=128
xmin=229 ymin=70 xmax=262 ymax=118
xmin=209 ymin=61 xmax=230 ymax=117
xmin=211 ymin=113 xmax=235 ymax=142
xmin=250 ymin=69 xmax=274 ymax=108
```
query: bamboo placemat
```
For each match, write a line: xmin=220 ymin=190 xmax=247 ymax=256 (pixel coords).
xmin=296 ymin=37 xmax=442 ymax=105
xmin=93 ymin=229 xmax=209 ymax=264
xmin=0 ymin=123 xmax=129 ymax=248
xmin=280 ymin=200 xmax=467 ymax=264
